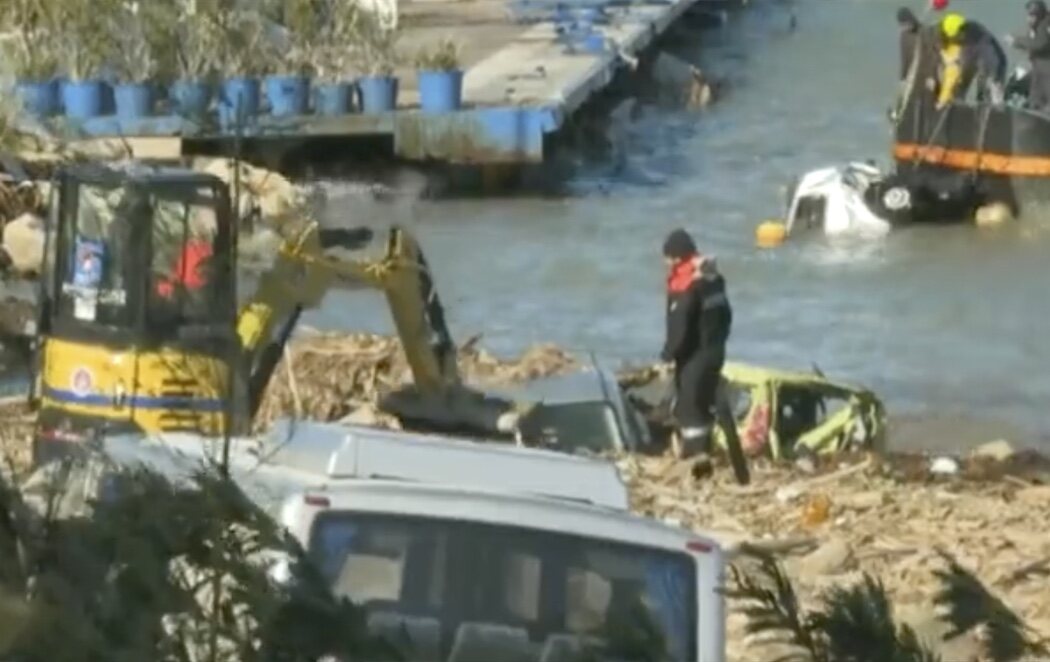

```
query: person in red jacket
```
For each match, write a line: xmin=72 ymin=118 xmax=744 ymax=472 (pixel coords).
xmin=660 ymin=228 xmax=733 ymax=458
xmin=155 ymin=239 xmax=213 ymax=299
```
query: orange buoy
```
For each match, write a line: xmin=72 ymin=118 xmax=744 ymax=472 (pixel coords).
xmin=755 ymin=220 xmax=787 ymax=248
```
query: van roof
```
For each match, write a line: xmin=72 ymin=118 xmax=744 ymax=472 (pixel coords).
xmin=98 ymin=427 xmax=724 ymax=557
xmin=294 ymin=478 xmax=722 ymax=556
xmin=102 ymin=419 xmax=630 ymax=510
xmin=262 ymin=419 xmax=630 ymax=509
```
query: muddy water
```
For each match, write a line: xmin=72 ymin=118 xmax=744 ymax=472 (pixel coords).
xmin=311 ymin=0 xmax=1050 ymax=448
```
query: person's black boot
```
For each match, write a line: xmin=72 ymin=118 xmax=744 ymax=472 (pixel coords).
xmin=677 ymin=426 xmax=714 ymax=479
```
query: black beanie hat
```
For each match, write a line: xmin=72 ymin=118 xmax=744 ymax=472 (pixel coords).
xmin=662 ymin=228 xmax=697 ymax=259
xmin=896 ymin=7 xmax=918 ymax=25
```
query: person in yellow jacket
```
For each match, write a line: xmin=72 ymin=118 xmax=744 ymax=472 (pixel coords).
xmin=936 ymin=12 xmax=1008 ymax=108
xmin=937 ymin=13 xmax=967 ymax=108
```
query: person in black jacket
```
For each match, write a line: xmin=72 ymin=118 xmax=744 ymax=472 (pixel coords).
xmin=957 ymin=20 xmax=1007 ymax=103
xmin=1009 ymin=0 xmax=1050 ymax=110
xmin=897 ymin=8 xmax=941 ymax=84
xmin=660 ymin=229 xmax=733 ymax=457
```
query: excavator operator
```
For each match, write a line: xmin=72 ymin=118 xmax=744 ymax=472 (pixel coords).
xmin=154 ymin=205 xmax=217 ymax=300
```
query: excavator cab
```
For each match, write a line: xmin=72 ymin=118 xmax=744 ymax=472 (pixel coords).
xmin=32 ymin=164 xmax=237 ymax=463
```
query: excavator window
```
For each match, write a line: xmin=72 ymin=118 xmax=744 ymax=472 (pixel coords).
xmin=49 ymin=172 xmax=234 ymax=349
xmin=56 ymin=182 xmax=137 ymax=329
xmin=146 ymin=185 xmax=231 ymax=334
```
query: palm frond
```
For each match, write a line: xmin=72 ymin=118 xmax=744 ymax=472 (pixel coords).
xmin=810 ymin=574 xmax=941 ymax=662
xmin=725 ymin=552 xmax=826 ymax=662
xmin=932 ymin=550 xmax=1048 ymax=662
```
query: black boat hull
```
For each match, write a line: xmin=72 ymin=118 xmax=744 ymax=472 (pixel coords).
xmin=894 ymin=96 xmax=1050 ymax=215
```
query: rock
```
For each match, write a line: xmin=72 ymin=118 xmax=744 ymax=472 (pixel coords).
xmin=930 ymin=456 xmax=960 ymax=475
xmin=896 ymin=604 xmax=983 ymax=662
xmin=797 ymin=539 xmax=856 ymax=576
xmin=338 ymin=404 xmax=402 ymax=430
xmin=794 ymin=454 xmax=817 ymax=474
xmin=1015 ymin=485 xmax=1050 ymax=504
xmin=1 ymin=213 xmax=45 ymax=275
xmin=970 ymin=439 xmax=1016 ymax=462
xmin=195 ymin=157 xmax=310 ymax=229
xmin=841 ymin=490 xmax=888 ymax=510
xmin=974 ymin=202 xmax=1013 ymax=227
xmin=775 ymin=484 xmax=803 ymax=503
xmin=649 ymin=52 xmax=718 ymax=110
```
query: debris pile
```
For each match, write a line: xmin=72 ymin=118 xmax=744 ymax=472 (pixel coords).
xmin=1 ymin=331 xmax=1047 ymax=661
xmin=0 ymin=401 xmax=34 ymax=478
xmin=0 ymin=180 xmax=44 ymax=225
xmin=253 ymin=332 xmax=579 ymax=430
xmin=620 ymin=452 xmax=1050 ymax=661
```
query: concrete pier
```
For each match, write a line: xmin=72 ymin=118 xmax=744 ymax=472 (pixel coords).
xmin=59 ymin=0 xmax=737 ymax=165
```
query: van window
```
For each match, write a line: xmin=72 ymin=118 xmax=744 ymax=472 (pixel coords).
xmin=310 ymin=513 xmax=698 ymax=661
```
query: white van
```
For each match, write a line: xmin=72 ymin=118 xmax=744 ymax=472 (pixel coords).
xmin=103 ymin=421 xmax=727 ymax=662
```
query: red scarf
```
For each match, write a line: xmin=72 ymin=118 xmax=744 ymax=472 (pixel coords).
xmin=667 ymin=256 xmax=698 ymax=293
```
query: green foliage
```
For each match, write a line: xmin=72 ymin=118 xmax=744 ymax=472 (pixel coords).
xmin=729 ymin=550 xmax=1044 ymax=662
xmin=53 ymin=0 xmax=122 ymax=81
xmin=0 ymin=458 xmax=398 ymax=661
xmin=213 ymin=8 xmax=277 ymax=78
xmin=414 ymin=38 xmax=461 ymax=72
xmin=0 ymin=0 xmax=60 ymax=79
xmin=355 ymin=11 xmax=402 ymax=78
xmin=0 ymin=85 xmax=30 ymax=154
xmin=104 ymin=2 xmax=164 ymax=83
xmin=302 ymin=0 xmax=368 ymax=80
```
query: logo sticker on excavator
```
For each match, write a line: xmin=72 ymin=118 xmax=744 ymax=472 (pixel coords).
xmin=71 ymin=367 xmax=94 ymax=397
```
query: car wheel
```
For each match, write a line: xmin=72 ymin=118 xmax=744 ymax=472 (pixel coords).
xmin=882 ymin=185 xmax=912 ymax=212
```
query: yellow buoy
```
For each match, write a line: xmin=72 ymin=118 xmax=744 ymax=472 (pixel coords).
xmin=755 ymin=220 xmax=787 ymax=248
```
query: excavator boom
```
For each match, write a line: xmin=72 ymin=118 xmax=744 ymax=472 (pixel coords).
xmin=235 ymin=222 xmax=508 ymax=433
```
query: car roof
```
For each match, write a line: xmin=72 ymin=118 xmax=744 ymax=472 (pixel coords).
xmin=723 ymin=361 xmax=873 ymax=394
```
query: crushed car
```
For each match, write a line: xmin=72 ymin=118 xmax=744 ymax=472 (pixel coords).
xmin=619 ymin=362 xmax=886 ymax=460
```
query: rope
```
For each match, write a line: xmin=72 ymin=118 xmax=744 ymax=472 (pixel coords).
xmin=971 ymin=102 xmax=993 ymax=183
xmin=912 ymin=103 xmax=953 ymax=166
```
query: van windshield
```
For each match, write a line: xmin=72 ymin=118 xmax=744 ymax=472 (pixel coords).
xmin=310 ymin=513 xmax=698 ymax=662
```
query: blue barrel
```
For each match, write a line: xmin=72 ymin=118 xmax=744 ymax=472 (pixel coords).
xmin=61 ymin=80 xmax=105 ymax=119
xmin=15 ymin=80 xmax=59 ymax=117
xmin=417 ymin=70 xmax=464 ymax=114
xmin=114 ymin=83 xmax=154 ymax=119
xmin=358 ymin=76 xmax=398 ymax=113
xmin=265 ymin=75 xmax=310 ymax=117
xmin=315 ymin=82 xmax=354 ymax=116
xmin=582 ymin=33 xmax=607 ymax=53
xmin=170 ymin=80 xmax=211 ymax=116
xmin=221 ymin=77 xmax=261 ymax=118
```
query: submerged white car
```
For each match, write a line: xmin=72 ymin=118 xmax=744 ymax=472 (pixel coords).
xmin=784 ymin=162 xmax=981 ymax=238
xmin=784 ymin=162 xmax=897 ymax=238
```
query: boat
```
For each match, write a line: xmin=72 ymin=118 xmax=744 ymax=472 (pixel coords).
xmin=893 ymin=61 xmax=1050 ymax=216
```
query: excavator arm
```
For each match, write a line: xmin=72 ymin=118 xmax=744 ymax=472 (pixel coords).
xmin=235 ymin=222 xmax=520 ymax=436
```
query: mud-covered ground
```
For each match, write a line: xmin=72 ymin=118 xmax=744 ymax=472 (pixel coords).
xmin=1 ymin=332 xmax=1048 ymax=661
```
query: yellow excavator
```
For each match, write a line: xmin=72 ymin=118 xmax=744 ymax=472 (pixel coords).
xmin=29 ymin=162 xmax=519 ymax=465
